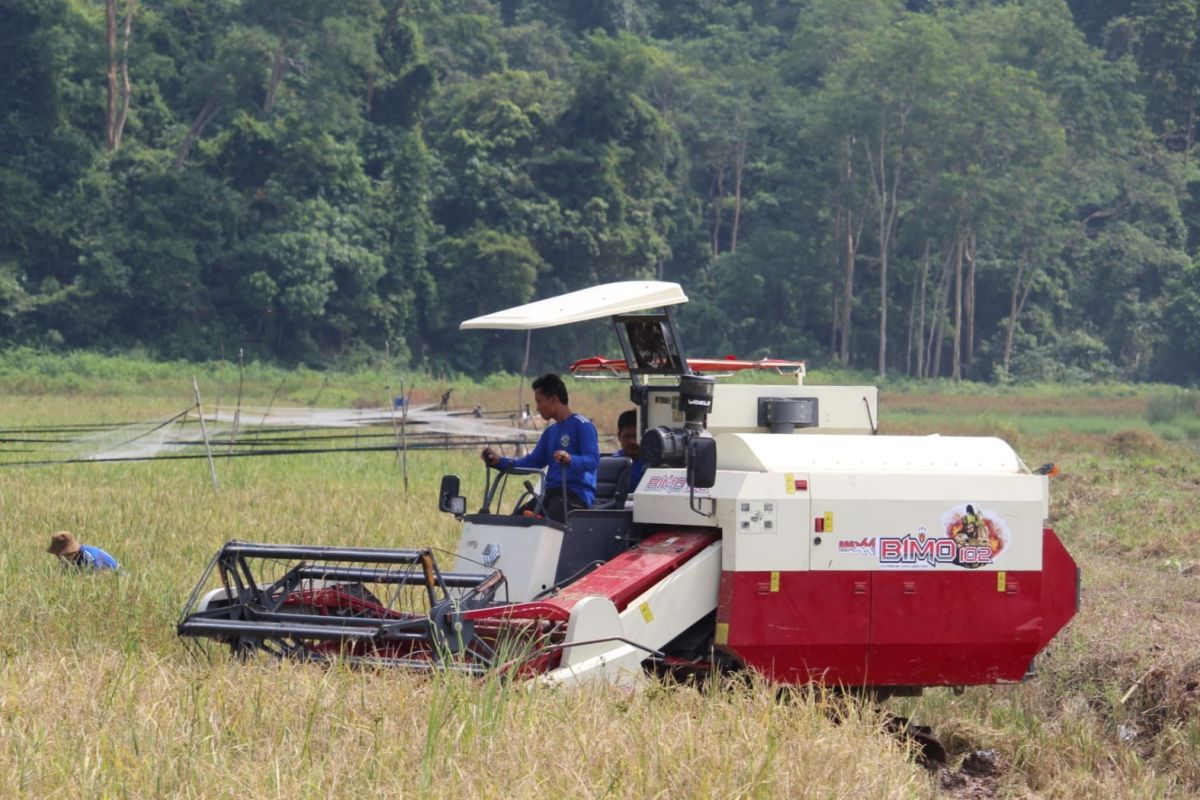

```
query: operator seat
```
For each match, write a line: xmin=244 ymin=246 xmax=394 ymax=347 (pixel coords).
xmin=591 ymin=455 xmax=632 ymax=510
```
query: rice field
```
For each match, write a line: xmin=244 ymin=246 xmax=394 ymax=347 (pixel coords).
xmin=1 ymin=359 xmax=1197 ymax=798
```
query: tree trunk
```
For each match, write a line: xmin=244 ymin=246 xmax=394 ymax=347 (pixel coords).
xmin=710 ymin=166 xmax=725 ymax=259
xmin=263 ymin=52 xmax=288 ymax=114
xmin=830 ymin=289 xmax=839 ymax=356
xmin=730 ymin=137 xmax=746 ymax=254
xmin=105 ymin=1 xmax=117 ymax=149
xmin=929 ymin=242 xmax=953 ymax=378
xmin=105 ymin=0 xmax=137 ymax=152
xmin=830 ymin=210 xmax=842 ymax=357
xmin=916 ymin=238 xmax=930 ymax=378
xmin=839 ymin=211 xmax=861 ymax=367
xmin=952 ymin=234 xmax=964 ymax=382
xmin=174 ymin=96 xmax=222 ymax=171
xmin=837 ymin=135 xmax=862 ymax=367
xmin=862 ymin=113 xmax=905 ymax=379
xmin=105 ymin=0 xmax=117 ymax=150
xmin=965 ymin=231 xmax=976 ymax=377
xmin=876 ymin=138 xmax=889 ymax=378
xmin=906 ymin=268 xmax=917 ymax=376
xmin=1002 ymin=248 xmax=1035 ymax=375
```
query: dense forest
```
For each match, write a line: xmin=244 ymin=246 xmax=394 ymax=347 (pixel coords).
xmin=3 ymin=0 xmax=1199 ymax=382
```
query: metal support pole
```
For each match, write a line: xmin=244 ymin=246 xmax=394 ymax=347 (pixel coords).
xmin=229 ymin=348 xmax=244 ymax=454
xmin=518 ymin=329 xmax=531 ymax=455
xmin=192 ymin=377 xmax=219 ymax=493
xmin=400 ymin=377 xmax=410 ymax=497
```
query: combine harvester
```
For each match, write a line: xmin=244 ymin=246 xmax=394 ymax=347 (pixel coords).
xmin=179 ymin=281 xmax=1079 ymax=693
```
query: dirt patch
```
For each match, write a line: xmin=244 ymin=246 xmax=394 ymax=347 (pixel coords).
xmin=938 ymin=750 xmax=1001 ymax=799
xmin=1106 ymin=428 xmax=1164 ymax=457
xmin=1116 ymin=658 xmax=1200 ymax=744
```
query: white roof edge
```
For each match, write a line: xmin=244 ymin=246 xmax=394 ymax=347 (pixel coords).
xmin=459 ymin=281 xmax=688 ymax=331
xmin=716 ymin=433 xmax=1026 ymax=474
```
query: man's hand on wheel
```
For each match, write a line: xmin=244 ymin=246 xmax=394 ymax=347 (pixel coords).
xmin=553 ymin=450 xmax=571 ymax=466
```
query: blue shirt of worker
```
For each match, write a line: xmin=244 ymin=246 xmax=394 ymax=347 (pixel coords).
xmin=498 ymin=414 xmax=600 ymax=506
xmin=70 ymin=545 xmax=119 ymax=571
xmin=613 ymin=448 xmax=647 ymax=492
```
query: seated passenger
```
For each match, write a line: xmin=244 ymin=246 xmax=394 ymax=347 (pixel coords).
xmin=481 ymin=373 xmax=599 ymax=522
xmin=614 ymin=409 xmax=646 ymax=493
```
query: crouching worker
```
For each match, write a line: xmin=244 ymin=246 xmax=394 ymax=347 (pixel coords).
xmin=48 ymin=531 xmax=119 ymax=572
xmin=481 ymin=373 xmax=599 ymax=523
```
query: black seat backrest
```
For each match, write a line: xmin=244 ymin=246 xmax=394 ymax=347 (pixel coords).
xmin=592 ymin=456 xmax=632 ymax=510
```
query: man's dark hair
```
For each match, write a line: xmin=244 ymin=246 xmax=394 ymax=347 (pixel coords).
xmin=532 ymin=373 xmax=569 ymax=405
xmin=617 ymin=409 xmax=637 ymax=432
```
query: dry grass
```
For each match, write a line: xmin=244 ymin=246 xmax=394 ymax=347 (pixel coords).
xmin=0 ymin=384 xmax=925 ymax=799
xmin=0 ymin=655 xmax=926 ymax=798
xmin=0 ymin=375 xmax=1198 ymax=797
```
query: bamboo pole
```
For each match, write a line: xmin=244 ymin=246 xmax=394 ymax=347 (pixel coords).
xmin=518 ymin=329 xmax=531 ymax=455
xmin=401 ymin=377 xmax=410 ymax=497
xmin=192 ymin=377 xmax=219 ymax=493
xmin=228 ymin=348 xmax=244 ymax=454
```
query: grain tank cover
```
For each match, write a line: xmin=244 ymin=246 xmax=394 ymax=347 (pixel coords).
xmin=716 ymin=433 xmax=1026 ymax=475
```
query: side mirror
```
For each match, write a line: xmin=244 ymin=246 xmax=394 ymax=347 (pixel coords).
xmin=438 ymin=475 xmax=465 ymax=516
xmin=686 ymin=437 xmax=717 ymax=489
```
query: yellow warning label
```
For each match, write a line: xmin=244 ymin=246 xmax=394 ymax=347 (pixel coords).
xmin=997 ymin=571 xmax=1006 ymax=592
xmin=715 ymin=622 xmax=729 ymax=645
xmin=785 ymin=473 xmax=795 ymax=495
xmin=823 ymin=511 xmax=834 ymax=532
xmin=639 ymin=602 xmax=654 ymax=623
xmin=770 ymin=571 xmax=780 ymax=593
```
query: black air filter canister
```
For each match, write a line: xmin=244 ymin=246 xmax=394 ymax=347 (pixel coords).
xmin=757 ymin=397 xmax=819 ymax=433
xmin=678 ymin=373 xmax=715 ymax=430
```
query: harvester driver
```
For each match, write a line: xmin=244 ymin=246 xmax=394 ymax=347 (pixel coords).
xmin=481 ymin=373 xmax=599 ymax=522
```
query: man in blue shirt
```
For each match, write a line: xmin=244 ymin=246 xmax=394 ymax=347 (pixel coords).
xmin=482 ymin=373 xmax=599 ymax=522
xmin=615 ymin=409 xmax=647 ymax=493
xmin=47 ymin=531 xmax=119 ymax=571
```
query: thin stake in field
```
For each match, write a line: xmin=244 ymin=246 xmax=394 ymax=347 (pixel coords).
xmin=385 ymin=378 xmax=411 ymax=496
xmin=192 ymin=377 xmax=219 ymax=493
xmin=228 ymin=347 xmax=245 ymax=455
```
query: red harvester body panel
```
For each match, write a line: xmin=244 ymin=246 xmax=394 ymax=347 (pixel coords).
xmin=717 ymin=528 xmax=1079 ymax=686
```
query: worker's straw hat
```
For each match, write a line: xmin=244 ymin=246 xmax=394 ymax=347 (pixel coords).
xmin=47 ymin=531 xmax=81 ymax=557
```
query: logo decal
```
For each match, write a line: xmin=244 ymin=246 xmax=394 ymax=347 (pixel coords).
xmin=559 ymin=434 xmax=570 ymax=448
xmin=875 ymin=505 xmax=1011 ymax=569
xmin=644 ymin=474 xmax=710 ymax=495
xmin=837 ymin=537 xmax=876 ymax=556
xmin=481 ymin=543 xmax=500 ymax=567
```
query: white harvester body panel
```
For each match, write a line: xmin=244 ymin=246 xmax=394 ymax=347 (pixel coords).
xmin=644 ymin=384 xmax=880 ymax=436
xmin=702 ymin=433 xmax=1047 ymax=573
xmin=542 ymin=540 xmax=723 ymax=687
xmin=453 ymin=519 xmax=563 ymax=603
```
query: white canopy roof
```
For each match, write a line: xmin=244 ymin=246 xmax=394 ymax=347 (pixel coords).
xmin=459 ymin=281 xmax=688 ymax=331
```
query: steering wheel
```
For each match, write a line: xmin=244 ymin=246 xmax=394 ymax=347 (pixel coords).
xmin=511 ymin=479 xmax=548 ymax=517
xmin=482 ymin=461 xmax=544 ymax=516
